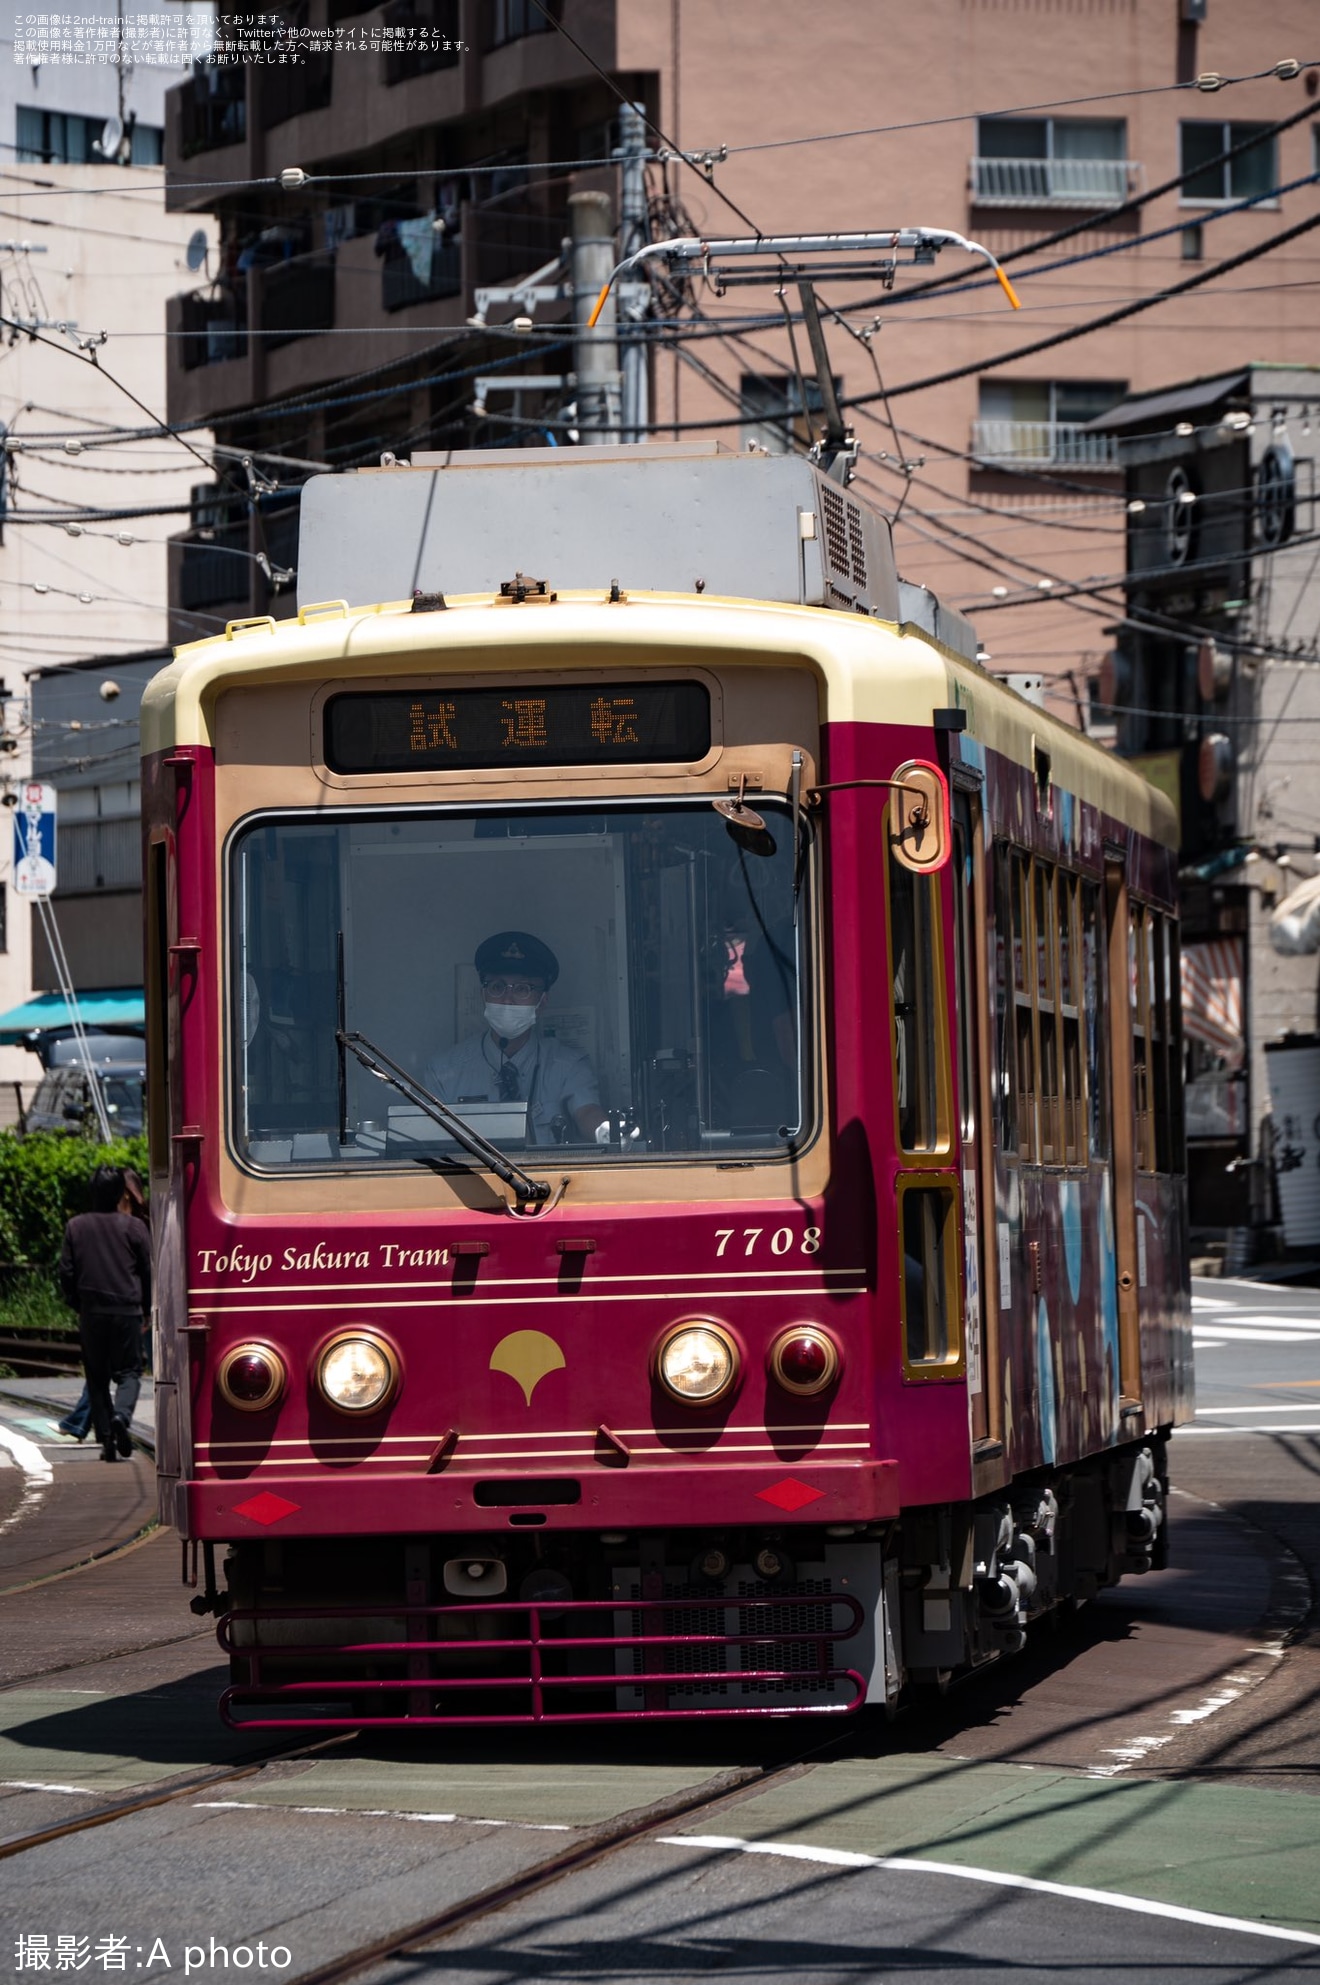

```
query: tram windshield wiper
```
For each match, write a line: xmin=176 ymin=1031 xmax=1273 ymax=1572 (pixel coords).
xmin=335 ymin=1028 xmax=551 ymax=1205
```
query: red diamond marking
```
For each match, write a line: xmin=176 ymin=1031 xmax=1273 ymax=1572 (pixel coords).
xmin=755 ymin=1477 xmax=824 ymax=1513
xmin=233 ymin=1491 xmax=300 ymax=1527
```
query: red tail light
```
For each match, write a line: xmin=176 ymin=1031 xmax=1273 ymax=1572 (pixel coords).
xmin=768 ymin=1326 xmax=840 ymax=1396
xmin=218 ymin=1344 xmax=286 ymax=1412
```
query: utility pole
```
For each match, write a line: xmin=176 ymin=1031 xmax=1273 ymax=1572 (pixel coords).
xmin=569 ymin=189 xmax=619 ymax=444
xmin=616 ymin=103 xmax=649 ymax=446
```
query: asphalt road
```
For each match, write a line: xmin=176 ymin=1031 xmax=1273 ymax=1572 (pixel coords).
xmin=1 ymin=1290 xmax=1318 ymax=1983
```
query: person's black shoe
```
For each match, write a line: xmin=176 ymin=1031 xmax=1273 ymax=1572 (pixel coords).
xmin=111 ymin=1415 xmax=132 ymax=1458
xmin=100 ymin=1440 xmax=118 ymax=1463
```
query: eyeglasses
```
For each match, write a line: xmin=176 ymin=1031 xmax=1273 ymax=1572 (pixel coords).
xmin=482 ymin=978 xmax=543 ymax=1001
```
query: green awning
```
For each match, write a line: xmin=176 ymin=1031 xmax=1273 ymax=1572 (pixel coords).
xmin=0 ymin=988 xmax=144 ymax=1046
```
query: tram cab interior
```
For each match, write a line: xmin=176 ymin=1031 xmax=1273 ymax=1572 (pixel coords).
xmin=234 ymin=797 xmax=808 ymax=1170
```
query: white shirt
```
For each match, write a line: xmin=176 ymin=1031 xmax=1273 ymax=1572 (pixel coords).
xmin=422 ymin=1028 xmax=600 ymax=1145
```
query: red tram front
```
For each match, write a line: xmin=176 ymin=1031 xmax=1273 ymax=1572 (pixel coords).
xmin=141 ymin=448 xmax=1191 ymax=1726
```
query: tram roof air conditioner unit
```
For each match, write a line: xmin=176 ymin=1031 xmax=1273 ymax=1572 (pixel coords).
xmin=298 ymin=447 xmax=905 ymax=624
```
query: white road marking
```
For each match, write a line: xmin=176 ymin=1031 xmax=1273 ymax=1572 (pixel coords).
xmin=193 ymin=1800 xmax=570 ymax=1830
xmin=658 ymin=1836 xmax=1320 ymax=1947
xmin=1191 ymin=1326 xmax=1320 ymax=1343
xmin=1196 ymin=1404 xmax=1320 ymax=1416
xmin=0 ymin=1425 xmax=53 ymax=1481
xmin=1168 ymin=1686 xmax=1244 ymax=1725
xmin=1 ymin=1780 xmax=96 ymax=1794
xmin=1175 ymin=1424 xmax=1320 ymax=1435
xmin=1190 ymin=1297 xmax=1234 ymax=1312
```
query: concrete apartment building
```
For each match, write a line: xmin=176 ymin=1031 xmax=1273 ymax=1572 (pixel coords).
xmin=0 ymin=9 xmax=214 ymax=1106
xmin=160 ymin=1 xmax=1320 ymax=705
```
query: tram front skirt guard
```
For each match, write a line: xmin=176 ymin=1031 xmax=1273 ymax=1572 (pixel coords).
xmin=218 ymin=1591 xmax=867 ymax=1727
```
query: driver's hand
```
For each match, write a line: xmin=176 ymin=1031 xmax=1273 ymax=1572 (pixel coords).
xmin=595 ymin=1119 xmax=640 ymax=1145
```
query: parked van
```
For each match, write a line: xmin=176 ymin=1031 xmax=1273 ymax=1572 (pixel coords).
xmin=25 ymin=1032 xmax=145 ymax=1138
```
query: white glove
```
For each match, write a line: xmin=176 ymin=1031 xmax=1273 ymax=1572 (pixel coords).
xmin=595 ymin=1118 xmax=641 ymax=1145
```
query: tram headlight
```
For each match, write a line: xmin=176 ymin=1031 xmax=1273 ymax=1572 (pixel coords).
xmin=655 ymin=1322 xmax=738 ymax=1405
xmin=217 ymin=1342 xmax=286 ymax=1412
xmin=315 ymin=1331 xmax=399 ymax=1413
xmin=768 ymin=1325 xmax=841 ymax=1396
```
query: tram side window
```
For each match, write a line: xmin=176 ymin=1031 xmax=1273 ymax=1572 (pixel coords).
xmin=1130 ymin=903 xmax=1154 ymax=1172
xmin=1012 ymin=851 xmax=1036 ymax=1161
xmin=1035 ymin=862 xmax=1060 ymax=1163
xmin=1082 ymin=880 xmax=1110 ymax=1161
xmin=146 ymin=838 xmax=171 ymax=1172
xmin=888 ymin=852 xmax=942 ymax=1152
xmin=991 ymin=841 xmax=1019 ymax=1156
xmin=1059 ymin=872 xmax=1084 ymax=1165
xmin=901 ymin=1183 xmax=959 ymax=1370
xmin=237 ymin=828 xmax=343 ymax=1139
xmin=1150 ymin=912 xmax=1186 ymax=1174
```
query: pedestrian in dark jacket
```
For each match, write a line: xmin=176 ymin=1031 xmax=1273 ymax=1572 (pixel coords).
xmin=58 ymin=1166 xmax=151 ymax=1463
xmin=56 ymin=1166 xmax=150 ymax=1442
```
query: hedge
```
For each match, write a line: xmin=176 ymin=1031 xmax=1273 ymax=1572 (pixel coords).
xmin=0 ymin=1131 xmax=150 ymax=1272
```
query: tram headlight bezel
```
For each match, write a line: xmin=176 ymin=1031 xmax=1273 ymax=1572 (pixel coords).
xmin=654 ymin=1320 xmax=740 ymax=1406
xmin=767 ymin=1324 xmax=841 ymax=1397
xmin=314 ymin=1329 xmax=400 ymax=1415
xmin=217 ymin=1341 xmax=287 ymax=1413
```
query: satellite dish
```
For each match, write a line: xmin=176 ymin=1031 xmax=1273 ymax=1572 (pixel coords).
xmin=186 ymin=228 xmax=209 ymax=274
xmin=95 ymin=115 xmax=124 ymax=160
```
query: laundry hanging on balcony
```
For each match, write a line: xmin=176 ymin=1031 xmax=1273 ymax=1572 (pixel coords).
xmin=396 ymin=215 xmax=435 ymax=285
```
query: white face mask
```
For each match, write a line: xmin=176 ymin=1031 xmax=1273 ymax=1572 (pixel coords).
xmin=484 ymin=1001 xmax=538 ymax=1040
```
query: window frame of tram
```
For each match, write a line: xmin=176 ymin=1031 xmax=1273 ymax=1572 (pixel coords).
xmin=992 ymin=839 xmax=1097 ymax=1172
xmin=898 ymin=1179 xmax=965 ymax=1379
xmin=887 ymin=830 xmax=962 ymax=1381
xmin=1129 ymin=899 xmax=1185 ymax=1177
xmin=885 ymin=835 xmax=953 ymax=1159
xmin=225 ymin=798 xmax=818 ymax=1175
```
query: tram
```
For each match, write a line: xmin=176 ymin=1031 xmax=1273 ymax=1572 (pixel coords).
xmin=142 ymin=443 xmax=1191 ymax=1727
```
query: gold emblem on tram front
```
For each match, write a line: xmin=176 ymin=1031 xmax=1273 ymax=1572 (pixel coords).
xmin=490 ymin=1330 xmax=567 ymax=1406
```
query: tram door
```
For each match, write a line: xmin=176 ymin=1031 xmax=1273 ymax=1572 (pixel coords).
xmin=1105 ymin=854 xmax=1143 ymax=1410
xmin=952 ymin=789 xmax=992 ymax=1441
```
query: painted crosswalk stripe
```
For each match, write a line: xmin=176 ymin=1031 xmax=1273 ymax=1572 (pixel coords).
xmin=1192 ymin=1325 xmax=1320 ymax=1344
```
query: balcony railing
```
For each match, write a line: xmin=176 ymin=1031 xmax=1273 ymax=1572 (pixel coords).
xmin=381 ymin=229 xmax=462 ymax=310
xmin=259 ymin=52 xmax=333 ymax=129
xmin=177 ymin=67 xmax=246 ymax=157
xmin=382 ymin=0 xmax=461 ymax=83
xmin=971 ymin=420 xmax=1119 ymax=467
xmin=971 ymin=156 xmax=1137 ymax=207
xmin=178 ymin=287 xmax=248 ymax=370
xmin=472 ymin=207 xmax=566 ymax=291
xmin=260 ymin=254 xmax=335 ymax=348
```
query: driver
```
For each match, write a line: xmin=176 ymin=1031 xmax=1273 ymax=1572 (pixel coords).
xmin=423 ymin=930 xmax=607 ymax=1146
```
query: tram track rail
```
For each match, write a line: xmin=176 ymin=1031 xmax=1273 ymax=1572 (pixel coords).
xmin=0 ymin=1721 xmax=833 ymax=1982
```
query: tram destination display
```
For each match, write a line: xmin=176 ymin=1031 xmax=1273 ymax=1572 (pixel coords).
xmin=324 ymin=681 xmax=711 ymax=773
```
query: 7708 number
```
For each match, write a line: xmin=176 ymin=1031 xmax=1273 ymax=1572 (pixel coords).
xmin=714 ymin=1226 xmax=821 ymax=1257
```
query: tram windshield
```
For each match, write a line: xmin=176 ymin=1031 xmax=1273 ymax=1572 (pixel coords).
xmin=230 ymin=800 xmax=811 ymax=1171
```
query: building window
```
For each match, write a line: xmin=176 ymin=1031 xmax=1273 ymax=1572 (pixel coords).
xmin=488 ymin=0 xmax=554 ymax=47
xmin=1180 ymin=121 xmax=1276 ymax=203
xmin=1181 ymin=222 xmax=1204 ymax=261
xmin=16 ymin=106 xmax=163 ymax=166
xmin=739 ymin=373 xmax=833 ymax=456
xmin=973 ymin=116 xmax=1130 ymax=205
xmin=973 ymin=379 xmax=1124 ymax=466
